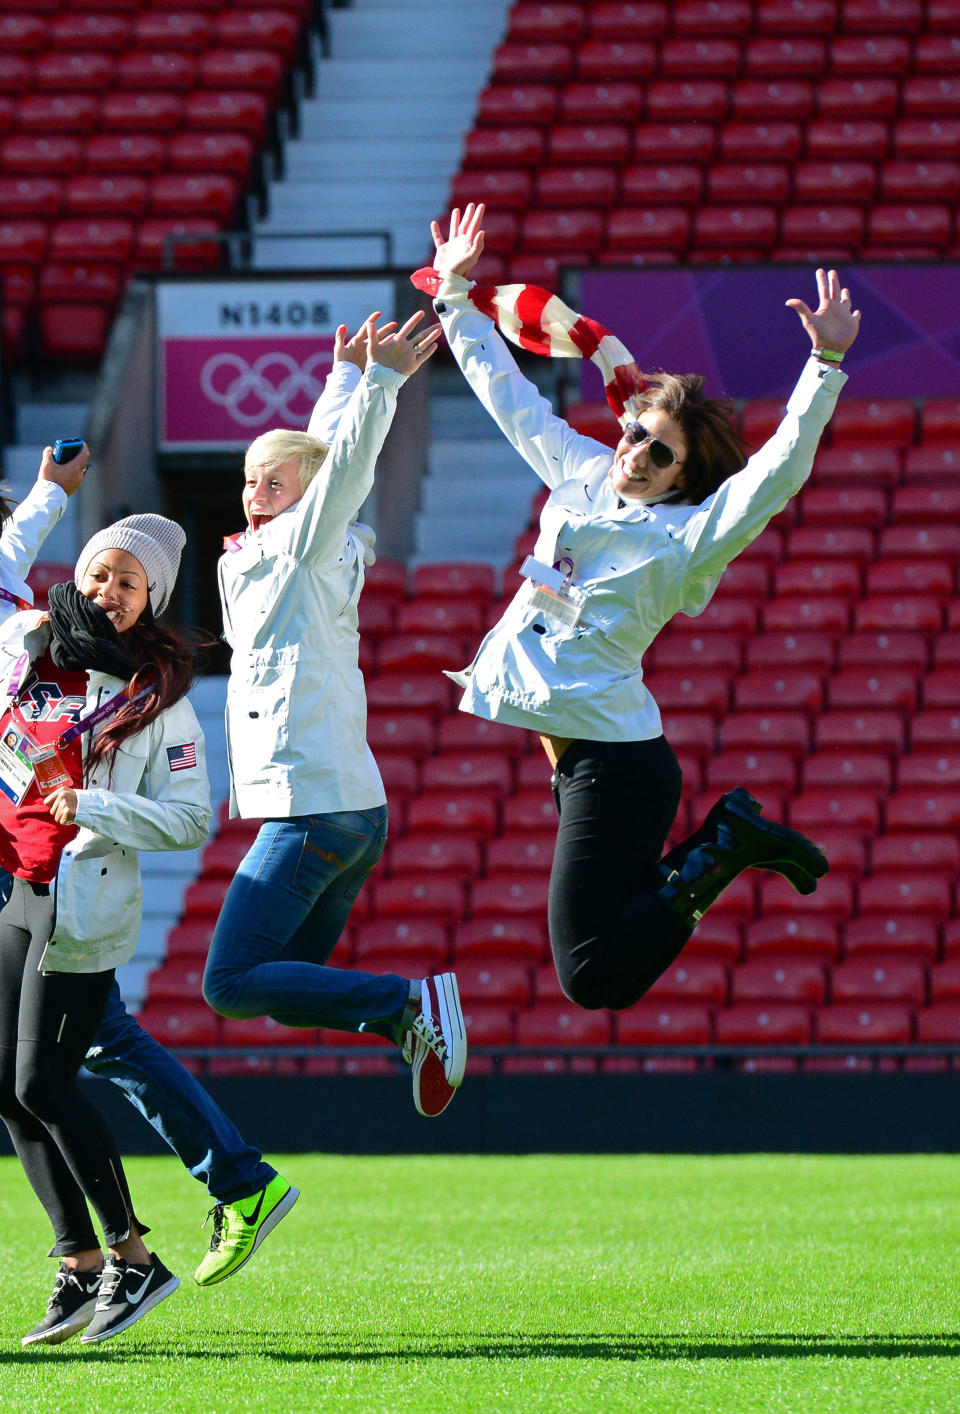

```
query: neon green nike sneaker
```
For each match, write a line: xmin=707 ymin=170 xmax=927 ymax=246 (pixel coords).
xmin=194 ymin=1174 xmax=300 ymax=1287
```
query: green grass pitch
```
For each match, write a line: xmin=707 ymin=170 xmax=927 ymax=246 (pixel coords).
xmin=1 ymin=1153 xmax=958 ymax=1413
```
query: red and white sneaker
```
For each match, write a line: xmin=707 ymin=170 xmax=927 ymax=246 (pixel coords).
xmin=405 ymin=972 xmax=467 ymax=1118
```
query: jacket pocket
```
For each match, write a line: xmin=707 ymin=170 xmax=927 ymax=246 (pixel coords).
xmin=52 ymin=847 xmax=141 ymax=959
xmin=228 ymin=648 xmax=299 ymax=764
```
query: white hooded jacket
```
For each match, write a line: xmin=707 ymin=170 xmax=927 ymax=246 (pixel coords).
xmin=218 ymin=359 xmax=405 ymax=818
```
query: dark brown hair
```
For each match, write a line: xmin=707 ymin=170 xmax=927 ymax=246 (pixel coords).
xmin=87 ymin=609 xmax=202 ymax=767
xmin=634 ymin=373 xmax=750 ymax=506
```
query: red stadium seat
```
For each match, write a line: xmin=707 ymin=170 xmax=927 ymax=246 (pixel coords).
xmin=0 ymin=177 xmax=61 ymax=220
xmin=559 ymin=82 xmax=642 ymax=125
xmin=806 ymin=828 xmax=868 ymax=876
xmin=672 ymin=0 xmax=751 ymax=31
xmin=365 ymin=673 xmax=451 ymax=716
xmin=902 ymin=77 xmax=960 ymax=118
xmin=882 ymin=161 xmax=960 ymax=206
xmin=394 ymin=600 xmax=484 ymax=639
xmin=373 ymin=874 xmax=466 ymax=923
xmin=198 ymin=50 xmax=285 ymax=99
xmin=605 ymin=208 xmax=692 ymax=252
xmin=918 ymin=399 xmax=960 ymax=445
xmin=420 ymin=752 xmax=512 ymax=795
xmin=872 ymin=831 xmax=960 ymax=874
xmin=880 ymin=524 xmax=960 ymax=560
xmin=49 ymin=220 xmax=134 ymax=266
xmin=911 ymin=710 xmax=960 ymax=750
xmin=893 ymin=117 xmax=960 ymax=159
xmin=843 ymin=0 xmax=920 ymax=27
xmin=617 ymin=1002 xmax=712 ymax=1045
xmin=507 ymin=1 xmax=586 ymax=41
xmin=805 ymin=119 xmax=890 ymax=161
xmin=707 ymin=163 xmax=791 ymax=204
xmin=215 ymin=10 xmax=302 ymax=57
xmin=146 ymin=958 xmax=205 ymax=1004
xmin=854 ymin=596 xmax=942 ymax=633
xmin=85 ymin=134 xmax=166 ymax=175
xmin=916 ymin=1005 xmax=960 ymax=1045
xmin=746 ymin=631 xmax=835 ymax=672
xmin=645 ymin=78 xmax=729 ymax=122
xmin=789 ymin=786 xmax=883 ymax=832
xmin=406 ymin=792 xmax=498 ymax=837
xmin=774 ymin=559 xmax=862 ymax=598
xmin=137 ymin=1003 xmax=219 ymax=1049
xmin=815 ymin=77 xmax=899 ymax=119
xmin=521 ymin=209 xmax=604 ymax=253
xmin=450 ymin=169 xmax=533 ymax=212
xmin=732 ymin=957 xmax=826 ymax=1005
xmin=788 ymin=527 xmax=875 ymax=560
xmin=0 ymin=57 xmax=32 ymax=98
xmin=929 ymin=961 xmax=960 ymax=1004
xmin=455 ymin=959 xmax=532 ymax=1008
xmin=133 ymin=219 xmax=222 ymax=273
xmin=653 ymin=631 xmax=742 ymax=673
xmin=18 ymin=94 xmax=98 ymax=138
xmin=487 ymin=832 xmax=555 ymax=875
xmin=182 ymin=91 xmax=269 ymax=142
xmin=731 ymin=80 xmax=813 ymax=122
xmin=815 ymin=1004 xmax=912 ymax=1045
xmin=812 ymin=446 xmax=902 ymax=486
xmin=694 ymin=206 xmax=778 ymax=250
xmin=353 ymin=919 xmax=449 ymax=971
xmin=843 ymin=914 xmax=939 ymax=960
xmin=167 ymin=133 xmax=255 ymax=179
xmin=679 ymin=598 xmax=759 ymax=636
xmin=200 ymin=834 xmax=255 ymax=879
xmin=831 ymin=35 xmax=911 ymax=76
xmin=715 ymin=1003 xmax=811 ymax=1045
xmin=492 ymin=41 xmax=575 ymax=83
xmin=2 ymin=136 xmax=85 ymax=179
xmin=661 ymin=710 xmax=717 ymax=756
xmin=744 ymin=36 xmax=826 ymax=77
xmin=373 ymin=753 xmax=418 ymax=800
xmin=659 ymin=39 xmax=739 ymax=79
xmin=165 ymin=920 xmax=215 ymax=960
xmin=800 ymin=484 xmax=887 ymax=527
xmin=63 ymin=175 xmax=146 ymax=219
xmin=149 ymin=174 xmax=240 ymax=223
xmin=733 ymin=669 xmax=825 ymax=714
xmin=898 ymin=749 xmax=960 ymax=787
xmin=706 ymin=749 xmax=797 ymax=794
xmin=744 ymin=916 xmax=840 ymax=962
xmin=754 ymin=0 xmax=837 ymax=32
xmin=719 ymin=711 xmax=811 ymax=756
xmin=502 ymin=791 xmax=556 ymax=832
xmin=827 ymin=668 xmax=918 ymax=712
xmin=866 ymin=558 xmax=953 ymax=597
xmin=647 ymin=957 xmax=729 ymax=1005
xmin=813 ymin=710 xmax=905 ymax=756
xmin=116 ymin=50 xmax=197 ymax=91
xmin=453 ymin=917 xmax=545 ymax=964
xmin=133 ymin=11 xmax=215 ymax=48
xmin=34 ymin=51 xmax=114 ymax=92
xmin=757 ymin=874 xmax=854 ymax=923
xmin=839 ymin=632 xmax=928 ymax=673
xmin=435 ymin=716 xmax=527 ymax=757
xmin=762 ymin=598 xmax=850 ymax=634
xmin=588 ymin=1 xmax=670 ymax=36
xmin=633 ymin=124 xmax=716 ymax=164
xmin=922 ymin=671 xmax=960 ymax=709
xmin=886 ymin=786 xmax=960 ymax=832
xmin=577 ymin=39 xmax=657 ymax=80
xmin=472 ymin=873 xmax=550 ymax=919
xmin=646 ymin=667 xmax=732 ymax=717
xmin=781 ymin=206 xmax=864 ymax=250
xmin=868 ymin=205 xmax=953 ymax=252
xmin=536 ymin=165 xmax=618 ymax=208
xmin=684 ymin=915 xmax=743 ymax=962
xmin=476 ymin=83 xmax=557 ymax=126
xmin=0 ymin=221 xmax=47 ymax=269
xmin=388 ymin=835 xmax=482 ymax=879
xmin=515 ymin=1003 xmax=612 ymax=1047
xmin=803 ymin=750 xmax=892 ymax=792
xmin=831 ymin=959 xmax=927 ymax=1007
xmin=858 ymin=871 xmax=952 ymax=918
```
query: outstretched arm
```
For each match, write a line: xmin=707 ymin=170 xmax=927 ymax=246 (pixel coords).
xmin=428 ymin=203 xmax=611 ymax=490
xmin=0 ymin=442 xmax=89 ymax=589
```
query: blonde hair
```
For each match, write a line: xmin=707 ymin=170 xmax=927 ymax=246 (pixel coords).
xmin=243 ymin=429 xmax=331 ymax=494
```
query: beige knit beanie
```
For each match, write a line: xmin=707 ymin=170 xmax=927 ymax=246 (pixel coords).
xmin=75 ymin=513 xmax=186 ymax=616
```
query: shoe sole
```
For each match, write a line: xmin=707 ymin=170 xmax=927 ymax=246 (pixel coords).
xmin=194 ymin=1185 xmax=301 ymax=1288
xmin=427 ymin=972 xmax=467 ymax=1087
xmin=79 ymin=1275 xmax=180 ymax=1344
xmin=21 ymin=1296 xmax=98 ymax=1347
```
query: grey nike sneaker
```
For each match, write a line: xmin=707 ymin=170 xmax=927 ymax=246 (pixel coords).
xmin=80 ymin=1253 xmax=179 ymax=1344
xmin=22 ymin=1263 xmax=102 ymax=1346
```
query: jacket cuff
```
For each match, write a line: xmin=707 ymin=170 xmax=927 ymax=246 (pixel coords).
xmin=433 ymin=272 xmax=476 ymax=310
xmin=365 ymin=362 xmax=407 ymax=391
xmin=786 ymin=357 xmax=847 ymax=416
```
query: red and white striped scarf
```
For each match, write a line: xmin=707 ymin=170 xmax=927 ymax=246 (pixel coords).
xmin=411 ymin=268 xmax=648 ymax=425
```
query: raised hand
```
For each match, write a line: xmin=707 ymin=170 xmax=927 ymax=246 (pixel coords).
xmin=430 ymin=202 xmax=486 ymax=279
xmin=786 ymin=268 xmax=862 ymax=356
xmin=334 ymin=314 xmax=398 ymax=371
xmin=366 ymin=310 xmax=442 ymax=376
xmin=38 ymin=442 xmax=88 ymax=497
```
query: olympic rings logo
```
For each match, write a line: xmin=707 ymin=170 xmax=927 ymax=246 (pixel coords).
xmin=199 ymin=351 xmax=330 ymax=426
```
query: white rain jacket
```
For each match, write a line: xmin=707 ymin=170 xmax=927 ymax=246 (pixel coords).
xmin=434 ymin=274 xmax=847 ymax=742
xmin=0 ymin=480 xmax=68 ymax=609
xmin=0 ymin=611 xmax=211 ymax=973
xmin=218 ymin=359 xmax=406 ymax=818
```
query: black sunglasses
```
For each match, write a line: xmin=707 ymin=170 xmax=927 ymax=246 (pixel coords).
xmin=622 ymin=421 xmax=680 ymax=471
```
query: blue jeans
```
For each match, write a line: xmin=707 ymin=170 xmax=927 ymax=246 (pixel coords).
xmin=84 ymin=981 xmax=276 ymax=1204
xmin=202 ymin=808 xmax=408 ymax=1032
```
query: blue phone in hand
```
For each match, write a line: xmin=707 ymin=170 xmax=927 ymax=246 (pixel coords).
xmin=52 ymin=438 xmax=85 ymax=464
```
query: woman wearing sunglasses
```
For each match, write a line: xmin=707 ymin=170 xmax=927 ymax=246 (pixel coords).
xmin=416 ymin=204 xmax=861 ymax=1013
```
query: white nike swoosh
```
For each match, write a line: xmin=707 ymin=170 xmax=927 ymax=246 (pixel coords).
xmin=124 ymin=1273 xmax=154 ymax=1306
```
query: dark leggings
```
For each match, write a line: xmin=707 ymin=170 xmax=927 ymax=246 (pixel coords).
xmin=548 ymin=736 xmax=692 ymax=1011
xmin=0 ymin=879 xmax=137 ymax=1256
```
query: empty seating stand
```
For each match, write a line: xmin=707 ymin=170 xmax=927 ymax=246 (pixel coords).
xmin=0 ymin=0 xmax=309 ymax=365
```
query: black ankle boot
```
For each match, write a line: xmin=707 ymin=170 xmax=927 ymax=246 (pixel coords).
xmin=657 ymin=787 xmax=829 ymax=928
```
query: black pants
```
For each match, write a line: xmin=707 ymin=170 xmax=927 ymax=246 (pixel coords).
xmin=0 ymin=879 xmax=137 ymax=1256
xmin=549 ymin=736 xmax=692 ymax=1011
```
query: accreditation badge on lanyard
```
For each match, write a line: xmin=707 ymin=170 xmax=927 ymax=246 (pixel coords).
xmin=0 ymin=652 xmax=153 ymax=804
xmin=520 ymin=555 xmax=585 ymax=630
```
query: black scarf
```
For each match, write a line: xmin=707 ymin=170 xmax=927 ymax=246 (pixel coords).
xmin=47 ymin=582 xmax=139 ymax=680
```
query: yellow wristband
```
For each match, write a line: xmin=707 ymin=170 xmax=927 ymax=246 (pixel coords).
xmin=811 ymin=346 xmax=845 ymax=364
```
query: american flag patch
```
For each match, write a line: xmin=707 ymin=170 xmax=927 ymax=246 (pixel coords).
xmin=167 ymin=743 xmax=197 ymax=771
